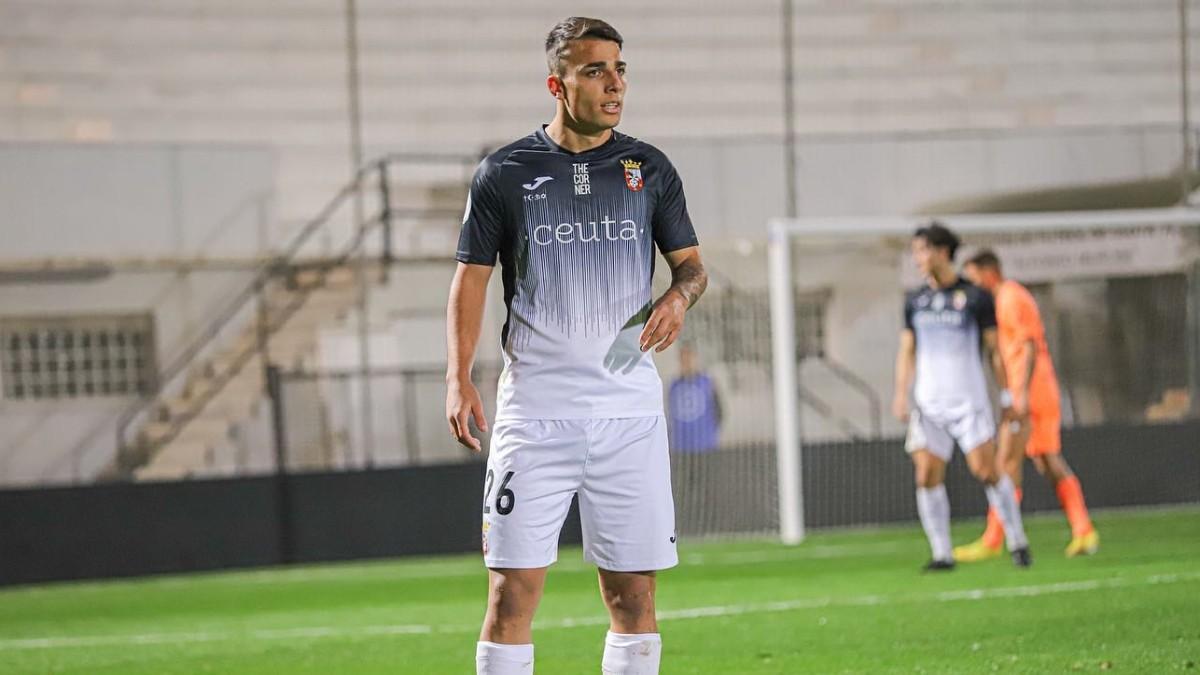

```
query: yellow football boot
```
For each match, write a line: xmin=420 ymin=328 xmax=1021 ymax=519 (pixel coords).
xmin=953 ymin=538 xmax=1003 ymax=563
xmin=1065 ymin=530 xmax=1100 ymax=557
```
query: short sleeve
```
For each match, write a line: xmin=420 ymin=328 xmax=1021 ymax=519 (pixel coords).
xmin=1007 ymin=292 xmax=1042 ymax=342
xmin=651 ymin=158 xmax=699 ymax=254
xmin=974 ymin=288 xmax=998 ymax=331
xmin=996 ymin=291 xmax=1021 ymax=334
xmin=903 ymin=293 xmax=915 ymax=331
xmin=455 ymin=158 xmax=506 ymax=266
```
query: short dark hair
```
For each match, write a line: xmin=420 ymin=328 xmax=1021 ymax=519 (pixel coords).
xmin=545 ymin=17 xmax=623 ymax=75
xmin=913 ymin=221 xmax=961 ymax=260
xmin=964 ymin=248 xmax=1002 ymax=271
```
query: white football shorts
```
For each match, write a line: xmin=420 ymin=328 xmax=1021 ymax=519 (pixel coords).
xmin=904 ymin=406 xmax=995 ymax=462
xmin=481 ymin=416 xmax=678 ymax=572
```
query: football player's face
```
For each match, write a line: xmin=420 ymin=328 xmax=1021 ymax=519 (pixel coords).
xmin=962 ymin=262 xmax=982 ymax=287
xmin=963 ymin=263 xmax=998 ymax=291
xmin=553 ymin=39 xmax=626 ymax=132
xmin=911 ymin=237 xmax=948 ymax=279
xmin=911 ymin=237 xmax=934 ymax=277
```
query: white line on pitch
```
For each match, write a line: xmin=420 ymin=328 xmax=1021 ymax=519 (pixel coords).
xmin=2 ymin=571 xmax=1196 ymax=652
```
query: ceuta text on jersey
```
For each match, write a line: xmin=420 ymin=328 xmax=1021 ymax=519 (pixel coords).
xmin=531 ymin=218 xmax=643 ymax=246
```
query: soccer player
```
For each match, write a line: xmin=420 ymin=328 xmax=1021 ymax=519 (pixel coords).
xmin=445 ymin=17 xmax=706 ymax=675
xmin=956 ymin=250 xmax=1099 ymax=560
xmin=892 ymin=223 xmax=1032 ymax=571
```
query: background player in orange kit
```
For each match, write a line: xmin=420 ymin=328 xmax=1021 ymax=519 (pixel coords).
xmin=956 ymin=250 xmax=1099 ymax=560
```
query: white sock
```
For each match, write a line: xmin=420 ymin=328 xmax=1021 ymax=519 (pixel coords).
xmin=602 ymin=631 xmax=662 ymax=675
xmin=915 ymin=485 xmax=952 ymax=562
xmin=476 ymin=641 xmax=533 ymax=675
xmin=985 ymin=474 xmax=1029 ymax=550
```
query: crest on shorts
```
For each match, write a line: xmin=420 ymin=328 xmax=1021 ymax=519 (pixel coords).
xmin=481 ymin=521 xmax=490 ymax=555
xmin=621 ymin=158 xmax=644 ymax=192
xmin=952 ymin=290 xmax=967 ymax=310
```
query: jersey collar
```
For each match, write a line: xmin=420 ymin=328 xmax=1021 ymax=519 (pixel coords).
xmin=536 ymin=125 xmax=621 ymax=157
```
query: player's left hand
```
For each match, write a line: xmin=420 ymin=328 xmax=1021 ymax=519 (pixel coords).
xmin=1011 ymin=392 xmax=1029 ymax=419
xmin=640 ymin=289 xmax=688 ymax=352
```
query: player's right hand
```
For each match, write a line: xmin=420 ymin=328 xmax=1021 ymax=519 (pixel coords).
xmin=446 ymin=378 xmax=488 ymax=453
xmin=891 ymin=394 xmax=909 ymax=423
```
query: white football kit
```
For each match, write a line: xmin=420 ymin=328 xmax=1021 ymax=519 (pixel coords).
xmin=457 ymin=128 xmax=698 ymax=570
xmin=903 ymin=278 xmax=997 ymax=461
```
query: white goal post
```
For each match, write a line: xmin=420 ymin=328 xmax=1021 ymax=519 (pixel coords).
xmin=768 ymin=206 xmax=1200 ymax=545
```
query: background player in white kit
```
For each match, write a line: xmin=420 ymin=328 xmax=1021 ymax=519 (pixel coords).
xmin=445 ymin=17 xmax=707 ymax=675
xmin=891 ymin=223 xmax=1032 ymax=571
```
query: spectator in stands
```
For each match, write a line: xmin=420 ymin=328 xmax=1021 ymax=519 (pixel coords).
xmin=667 ymin=342 xmax=722 ymax=454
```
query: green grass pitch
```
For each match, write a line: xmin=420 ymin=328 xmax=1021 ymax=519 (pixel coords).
xmin=2 ymin=507 xmax=1197 ymax=673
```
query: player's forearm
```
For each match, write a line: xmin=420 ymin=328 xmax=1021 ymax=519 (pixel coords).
xmin=664 ymin=256 xmax=707 ymax=309
xmin=893 ymin=350 xmax=914 ymax=399
xmin=983 ymin=331 xmax=1008 ymax=392
xmin=989 ymin=349 xmax=1009 ymax=392
xmin=446 ymin=274 xmax=488 ymax=383
xmin=1020 ymin=339 xmax=1037 ymax=397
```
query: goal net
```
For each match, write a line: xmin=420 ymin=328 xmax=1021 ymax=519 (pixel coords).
xmin=668 ymin=207 xmax=1200 ymax=543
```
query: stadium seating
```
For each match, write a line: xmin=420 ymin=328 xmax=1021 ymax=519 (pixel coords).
xmin=2 ymin=0 xmax=1195 ymax=231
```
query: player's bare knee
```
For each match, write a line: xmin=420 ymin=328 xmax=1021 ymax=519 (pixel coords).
xmin=486 ymin=571 xmax=541 ymax=621
xmin=483 ymin=595 xmax=535 ymax=641
xmin=603 ymin=590 xmax=655 ymax=631
xmin=1030 ymin=456 xmax=1049 ymax=476
xmin=912 ymin=459 xmax=943 ymax=488
xmin=1042 ymin=455 xmax=1073 ymax=483
xmin=604 ymin=587 xmax=652 ymax=614
xmin=599 ymin=572 xmax=656 ymax=629
xmin=965 ymin=456 xmax=996 ymax=483
xmin=970 ymin=464 xmax=998 ymax=484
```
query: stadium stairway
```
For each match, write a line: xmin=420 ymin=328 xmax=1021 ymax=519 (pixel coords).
xmin=113 ymin=265 xmax=360 ymax=481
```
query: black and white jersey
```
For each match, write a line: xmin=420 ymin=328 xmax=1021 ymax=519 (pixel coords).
xmin=904 ymin=278 xmax=996 ymax=417
xmin=456 ymin=127 xmax=698 ymax=420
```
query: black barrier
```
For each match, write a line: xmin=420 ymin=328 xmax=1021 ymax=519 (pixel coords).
xmin=0 ymin=462 xmax=583 ymax=587
xmin=284 ymin=468 xmax=582 ymax=563
xmin=0 ymin=421 xmax=1195 ymax=586
xmin=800 ymin=418 xmax=1200 ymax=529
xmin=0 ymin=477 xmax=282 ymax=585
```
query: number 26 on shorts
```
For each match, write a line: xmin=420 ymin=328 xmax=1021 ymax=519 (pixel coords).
xmin=483 ymin=469 xmax=516 ymax=516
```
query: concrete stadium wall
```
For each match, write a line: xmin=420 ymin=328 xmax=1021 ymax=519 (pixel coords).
xmin=0 ymin=143 xmax=271 ymax=485
xmin=2 ymin=0 xmax=1198 ymax=227
xmin=0 ymin=265 xmax=263 ymax=486
xmin=0 ymin=143 xmax=276 ymax=260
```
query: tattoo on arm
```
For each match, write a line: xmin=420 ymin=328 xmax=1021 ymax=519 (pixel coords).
xmin=669 ymin=258 xmax=707 ymax=308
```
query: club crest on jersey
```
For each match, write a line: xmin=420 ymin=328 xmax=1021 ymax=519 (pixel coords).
xmin=952 ymin=290 xmax=968 ymax=310
xmin=621 ymin=158 xmax=644 ymax=192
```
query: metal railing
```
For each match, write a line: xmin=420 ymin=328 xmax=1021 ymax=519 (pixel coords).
xmin=111 ymin=153 xmax=481 ymax=476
